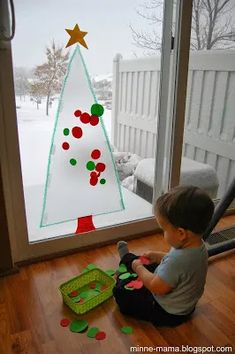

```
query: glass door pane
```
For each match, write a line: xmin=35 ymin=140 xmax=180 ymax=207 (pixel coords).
xmin=11 ymin=0 xmax=171 ymax=243
xmin=180 ymin=1 xmax=235 ymax=206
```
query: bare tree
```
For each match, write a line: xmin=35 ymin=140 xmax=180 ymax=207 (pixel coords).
xmin=192 ymin=0 xmax=235 ymax=49
xmin=30 ymin=81 xmax=43 ymax=110
xmin=131 ymin=0 xmax=235 ymax=53
xmin=33 ymin=41 xmax=69 ymax=115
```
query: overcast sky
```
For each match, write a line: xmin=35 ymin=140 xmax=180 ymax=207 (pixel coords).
xmin=12 ymin=0 xmax=162 ymax=76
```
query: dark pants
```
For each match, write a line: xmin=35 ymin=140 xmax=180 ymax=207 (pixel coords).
xmin=112 ymin=253 xmax=194 ymax=327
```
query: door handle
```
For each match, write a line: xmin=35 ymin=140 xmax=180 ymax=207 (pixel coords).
xmin=0 ymin=0 xmax=15 ymax=41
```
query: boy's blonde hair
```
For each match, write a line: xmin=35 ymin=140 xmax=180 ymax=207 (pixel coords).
xmin=155 ymin=186 xmax=214 ymax=234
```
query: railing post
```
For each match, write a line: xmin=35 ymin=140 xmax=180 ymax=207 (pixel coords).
xmin=111 ymin=53 xmax=122 ymax=149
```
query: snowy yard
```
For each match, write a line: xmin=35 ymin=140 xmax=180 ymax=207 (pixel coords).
xmin=16 ymin=96 xmax=152 ymax=242
xmin=16 ymin=96 xmax=112 ymax=186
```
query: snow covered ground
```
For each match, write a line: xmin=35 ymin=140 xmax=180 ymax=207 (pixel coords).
xmin=16 ymin=96 xmax=112 ymax=186
xmin=16 ymin=96 xmax=152 ymax=242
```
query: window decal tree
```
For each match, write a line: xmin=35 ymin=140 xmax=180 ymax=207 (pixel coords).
xmin=40 ymin=41 xmax=124 ymax=233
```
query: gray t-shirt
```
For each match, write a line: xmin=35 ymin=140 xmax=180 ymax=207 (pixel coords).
xmin=153 ymin=242 xmax=208 ymax=315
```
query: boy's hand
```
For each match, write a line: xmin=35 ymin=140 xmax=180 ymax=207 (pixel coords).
xmin=132 ymin=258 xmax=173 ymax=295
xmin=142 ymin=251 xmax=167 ymax=264
xmin=142 ymin=251 xmax=158 ymax=263
xmin=131 ymin=259 xmax=143 ymax=273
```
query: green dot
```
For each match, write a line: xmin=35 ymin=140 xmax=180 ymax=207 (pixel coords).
xmin=63 ymin=128 xmax=70 ymax=136
xmin=87 ymin=327 xmax=99 ymax=338
xmin=118 ymin=264 xmax=127 ymax=273
xmin=119 ymin=272 xmax=132 ymax=280
xmin=124 ymin=286 xmax=134 ymax=291
xmin=86 ymin=263 xmax=97 ymax=270
xmin=72 ymin=295 xmax=81 ymax=303
xmin=121 ymin=326 xmax=133 ymax=334
xmin=100 ymin=178 xmax=106 ymax=185
xmin=130 ymin=273 xmax=138 ymax=278
xmin=95 ymin=282 xmax=102 ymax=292
xmin=70 ymin=320 xmax=88 ymax=333
xmin=79 ymin=291 xmax=89 ymax=299
xmin=70 ymin=158 xmax=77 ymax=166
xmin=86 ymin=161 xmax=95 ymax=171
xmin=91 ymin=103 xmax=104 ymax=117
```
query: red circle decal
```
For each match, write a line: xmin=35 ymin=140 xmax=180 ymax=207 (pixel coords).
xmin=62 ymin=142 xmax=70 ymax=150
xmin=90 ymin=115 xmax=99 ymax=126
xmin=96 ymin=163 xmax=106 ymax=172
xmin=72 ymin=126 xmax=83 ymax=139
xmin=91 ymin=149 xmax=101 ymax=159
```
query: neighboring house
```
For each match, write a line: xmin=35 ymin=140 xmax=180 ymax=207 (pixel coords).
xmin=92 ymin=74 xmax=112 ymax=101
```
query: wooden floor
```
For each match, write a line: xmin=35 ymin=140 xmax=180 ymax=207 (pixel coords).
xmin=0 ymin=216 xmax=235 ymax=354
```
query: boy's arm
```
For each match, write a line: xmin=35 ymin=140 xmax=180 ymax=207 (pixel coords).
xmin=132 ymin=259 xmax=173 ymax=295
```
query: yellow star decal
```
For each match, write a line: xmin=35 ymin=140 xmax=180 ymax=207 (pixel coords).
xmin=65 ymin=24 xmax=88 ymax=49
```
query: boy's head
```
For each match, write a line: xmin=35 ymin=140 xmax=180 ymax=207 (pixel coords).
xmin=155 ymin=186 xmax=214 ymax=247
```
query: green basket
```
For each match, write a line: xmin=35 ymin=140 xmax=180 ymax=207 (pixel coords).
xmin=59 ymin=268 xmax=116 ymax=314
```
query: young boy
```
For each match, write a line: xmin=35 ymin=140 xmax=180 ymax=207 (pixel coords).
xmin=113 ymin=185 xmax=214 ymax=327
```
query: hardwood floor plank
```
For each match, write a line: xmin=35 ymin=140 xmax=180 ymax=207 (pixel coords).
xmin=0 ymin=303 xmax=11 ymax=354
xmin=190 ymin=311 xmax=234 ymax=347
xmin=202 ymin=303 xmax=235 ymax=336
xmin=175 ymin=318 xmax=213 ymax=347
xmin=10 ymin=330 xmax=39 ymax=354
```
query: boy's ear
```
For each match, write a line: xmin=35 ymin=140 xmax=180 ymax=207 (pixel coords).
xmin=177 ymin=227 xmax=188 ymax=240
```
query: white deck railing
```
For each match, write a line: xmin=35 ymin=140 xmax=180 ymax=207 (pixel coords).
xmin=111 ymin=50 xmax=235 ymax=197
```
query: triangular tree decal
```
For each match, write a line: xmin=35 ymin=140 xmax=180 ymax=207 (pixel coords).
xmin=40 ymin=45 xmax=124 ymax=233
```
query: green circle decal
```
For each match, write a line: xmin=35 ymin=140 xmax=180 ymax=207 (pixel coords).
xmin=70 ymin=158 xmax=77 ymax=166
xmin=69 ymin=319 xmax=88 ymax=333
xmin=86 ymin=161 xmax=95 ymax=171
xmin=63 ymin=128 xmax=70 ymax=136
xmin=121 ymin=326 xmax=133 ymax=334
xmin=91 ymin=103 xmax=104 ymax=117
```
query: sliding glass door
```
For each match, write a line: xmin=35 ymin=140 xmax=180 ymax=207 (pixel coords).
xmin=0 ymin=0 xmax=193 ymax=262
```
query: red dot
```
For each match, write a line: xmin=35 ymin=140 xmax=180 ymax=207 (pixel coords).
xmin=62 ymin=142 xmax=70 ymax=150
xmin=74 ymin=109 xmax=81 ymax=117
xmin=90 ymin=177 xmax=98 ymax=186
xmin=101 ymin=284 xmax=108 ymax=291
xmin=72 ymin=126 xmax=83 ymax=139
xmin=89 ymin=283 xmax=96 ymax=289
xmin=95 ymin=331 xmax=106 ymax=340
xmin=69 ymin=290 xmax=79 ymax=298
xmin=90 ymin=171 xmax=98 ymax=178
xmin=91 ymin=149 xmax=101 ymax=159
xmin=60 ymin=318 xmax=70 ymax=327
xmin=96 ymin=163 xmax=106 ymax=172
xmin=80 ymin=112 xmax=90 ymax=124
xmin=90 ymin=115 xmax=99 ymax=126
xmin=75 ymin=297 xmax=84 ymax=304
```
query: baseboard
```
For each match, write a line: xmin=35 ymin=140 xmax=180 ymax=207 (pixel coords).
xmin=0 ymin=266 xmax=19 ymax=278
